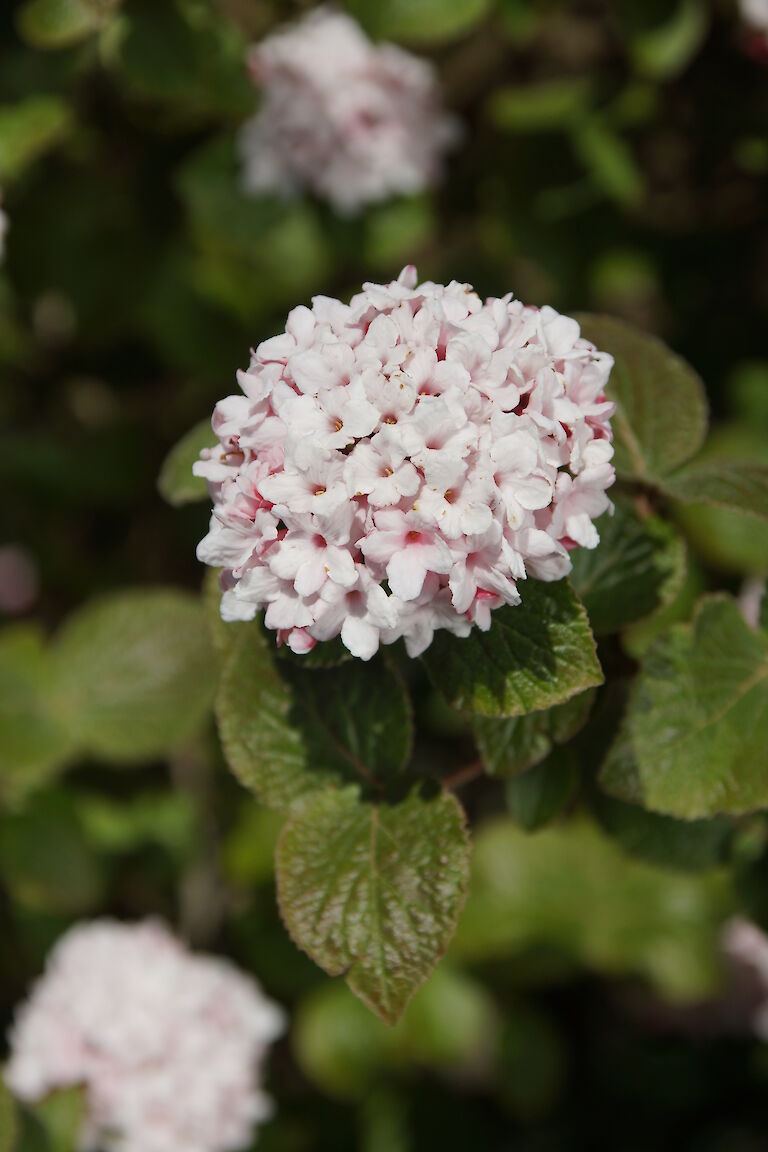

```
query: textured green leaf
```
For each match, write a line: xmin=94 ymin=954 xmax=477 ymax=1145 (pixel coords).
xmin=0 ymin=626 xmax=76 ymax=807
xmin=576 ymin=314 xmax=708 ymax=482
xmin=453 ymin=818 xmax=730 ymax=999
xmin=423 ymin=580 xmax=602 ymax=717
xmin=570 ymin=498 xmax=686 ymax=634
xmin=663 ymin=461 xmax=768 ymax=522
xmin=49 ymin=589 xmax=218 ymax=762
xmin=601 ymin=596 xmax=768 ymax=818
xmin=0 ymin=97 xmax=73 ymax=183
xmin=295 ymin=964 xmax=494 ymax=1098
xmin=348 ymin=0 xmax=491 ymax=43
xmin=157 ymin=419 xmax=213 ymax=506
xmin=216 ymin=626 xmax=412 ymax=810
xmin=0 ymin=1081 xmax=18 ymax=1152
xmin=16 ymin=0 xmax=115 ymax=49
xmin=490 ymin=79 xmax=592 ymax=132
xmin=276 ymin=787 xmax=470 ymax=1023
xmin=474 ymin=691 xmax=594 ymax=777
xmin=505 ymin=748 xmax=579 ymax=831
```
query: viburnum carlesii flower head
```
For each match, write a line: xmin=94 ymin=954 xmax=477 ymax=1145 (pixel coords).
xmin=4 ymin=920 xmax=285 ymax=1152
xmin=238 ymin=8 xmax=460 ymax=213
xmin=196 ymin=266 xmax=616 ymax=660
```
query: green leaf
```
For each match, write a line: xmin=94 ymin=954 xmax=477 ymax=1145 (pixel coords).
xmin=295 ymin=964 xmax=494 ymax=1098
xmin=49 ymin=589 xmax=218 ymax=763
xmin=663 ymin=460 xmax=768 ymax=522
xmin=32 ymin=1088 xmax=85 ymax=1152
xmin=601 ymin=596 xmax=768 ymax=818
xmin=474 ymin=691 xmax=594 ymax=777
xmin=505 ymin=748 xmax=579 ymax=831
xmin=222 ymin=803 xmax=284 ymax=887
xmin=575 ymin=314 xmax=708 ymax=482
xmin=0 ymin=1081 xmax=18 ymax=1152
xmin=0 ymin=626 xmax=76 ymax=807
xmin=489 ymin=79 xmax=593 ymax=133
xmin=669 ymin=424 xmax=768 ymax=574
xmin=0 ymin=790 xmax=103 ymax=915
xmin=630 ymin=0 xmax=708 ymax=81
xmin=157 ymin=419 xmax=213 ymax=507
xmin=572 ymin=119 xmax=643 ymax=207
xmin=216 ymin=626 xmax=412 ymax=810
xmin=16 ymin=0 xmax=118 ymax=49
xmin=0 ymin=97 xmax=73 ymax=183
xmin=570 ymin=498 xmax=686 ymax=634
xmin=276 ymin=787 xmax=470 ymax=1023
xmin=592 ymin=794 xmax=732 ymax=871
xmin=422 ymin=579 xmax=602 ymax=717
xmin=347 ymin=0 xmax=491 ymax=43
xmin=453 ymin=817 xmax=731 ymax=999
xmin=78 ymin=791 xmax=196 ymax=858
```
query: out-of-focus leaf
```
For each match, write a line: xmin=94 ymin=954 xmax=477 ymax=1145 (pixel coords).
xmin=0 ymin=790 xmax=103 ymax=915
xmin=157 ymin=419 xmax=213 ymax=507
xmin=622 ymin=553 xmax=704 ymax=658
xmin=505 ymin=748 xmax=579 ymax=831
xmin=276 ymin=787 xmax=470 ymax=1023
xmin=360 ymin=1089 xmax=411 ymax=1152
xmin=347 ymin=0 xmax=492 ymax=43
xmin=177 ymin=135 xmax=330 ymax=320
xmin=601 ymin=596 xmax=768 ymax=818
xmin=364 ymin=197 xmax=434 ymax=272
xmin=116 ymin=0 xmax=251 ymax=119
xmin=489 ymin=79 xmax=592 ymax=132
xmin=32 ymin=1088 xmax=85 ymax=1152
xmin=592 ymin=793 xmax=732 ymax=871
xmin=0 ymin=1081 xmax=18 ymax=1152
xmin=474 ymin=691 xmax=594 ymax=778
xmin=671 ymin=425 xmax=768 ymax=574
xmin=496 ymin=1003 xmax=566 ymax=1121
xmin=222 ymin=803 xmax=284 ymax=887
xmin=664 ymin=461 xmax=768 ymax=522
xmin=572 ymin=119 xmax=643 ymax=206
xmin=453 ymin=817 xmax=731 ymax=999
xmin=216 ymin=626 xmax=412 ymax=809
xmin=730 ymin=363 xmax=768 ymax=427
xmin=16 ymin=0 xmax=118 ymax=49
xmin=423 ymin=580 xmax=602 ymax=717
xmin=0 ymin=97 xmax=73 ymax=183
xmin=576 ymin=314 xmax=708 ymax=482
xmin=630 ymin=0 xmax=708 ymax=81
xmin=0 ymin=626 xmax=75 ymax=808
xmin=49 ymin=589 xmax=218 ymax=763
xmin=570 ymin=498 xmax=686 ymax=635
xmin=295 ymin=964 xmax=495 ymax=1098
xmin=78 ymin=791 xmax=196 ymax=858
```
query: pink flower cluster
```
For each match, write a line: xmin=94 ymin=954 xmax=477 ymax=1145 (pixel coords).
xmin=4 ymin=920 xmax=285 ymax=1152
xmin=239 ymin=9 xmax=459 ymax=214
xmin=196 ymin=267 xmax=615 ymax=660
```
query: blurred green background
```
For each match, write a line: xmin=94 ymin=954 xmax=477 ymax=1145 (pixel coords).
xmin=1 ymin=0 xmax=768 ymax=1149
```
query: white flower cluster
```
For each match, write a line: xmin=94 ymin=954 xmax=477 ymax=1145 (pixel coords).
xmin=722 ymin=917 xmax=768 ymax=1040
xmin=197 ymin=267 xmax=615 ymax=660
xmin=239 ymin=9 xmax=459 ymax=214
xmin=4 ymin=920 xmax=285 ymax=1152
